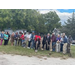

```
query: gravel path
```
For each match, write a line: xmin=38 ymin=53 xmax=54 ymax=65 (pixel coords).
xmin=0 ymin=53 xmax=75 ymax=65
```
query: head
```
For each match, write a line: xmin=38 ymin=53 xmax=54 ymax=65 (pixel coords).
xmin=44 ymin=34 xmax=46 ymax=37
xmin=7 ymin=32 xmax=9 ymax=34
xmin=16 ymin=32 xmax=18 ymax=35
xmin=63 ymin=33 xmax=65 ymax=37
xmin=12 ymin=32 xmax=14 ymax=36
xmin=5 ymin=32 xmax=7 ymax=34
xmin=69 ymin=35 xmax=71 ymax=38
xmin=47 ymin=33 xmax=50 ymax=36
xmin=32 ymin=32 xmax=34 ymax=35
xmin=28 ymin=32 xmax=30 ymax=35
xmin=52 ymin=33 xmax=55 ymax=36
xmin=2 ymin=31 xmax=4 ymax=34
xmin=58 ymin=34 xmax=60 ymax=37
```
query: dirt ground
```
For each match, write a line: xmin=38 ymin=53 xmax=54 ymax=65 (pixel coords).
xmin=0 ymin=52 xmax=75 ymax=65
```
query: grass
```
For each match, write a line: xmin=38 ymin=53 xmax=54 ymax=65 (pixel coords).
xmin=0 ymin=43 xmax=75 ymax=59
xmin=0 ymin=41 xmax=73 ymax=58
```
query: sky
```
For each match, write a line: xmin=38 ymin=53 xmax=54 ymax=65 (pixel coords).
xmin=38 ymin=9 xmax=75 ymax=25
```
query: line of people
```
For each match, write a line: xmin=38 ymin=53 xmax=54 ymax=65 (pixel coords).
xmin=0 ymin=31 xmax=73 ymax=54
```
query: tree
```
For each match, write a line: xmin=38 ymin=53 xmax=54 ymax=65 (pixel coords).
xmin=44 ymin=11 xmax=61 ymax=33
xmin=60 ymin=11 xmax=75 ymax=39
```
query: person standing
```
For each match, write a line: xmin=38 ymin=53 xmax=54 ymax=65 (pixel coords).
xmin=46 ymin=33 xmax=51 ymax=50
xmin=14 ymin=32 xmax=19 ymax=46
xmin=20 ymin=33 xmax=25 ymax=47
xmin=51 ymin=33 xmax=56 ymax=51
xmin=31 ymin=31 xmax=35 ymax=49
xmin=0 ymin=31 xmax=4 ymax=45
xmin=27 ymin=32 xmax=31 ymax=49
xmin=56 ymin=34 xmax=61 ymax=52
xmin=10 ymin=32 xmax=15 ymax=46
xmin=4 ymin=32 xmax=8 ymax=45
xmin=7 ymin=32 xmax=10 ymax=45
xmin=18 ymin=32 xmax=22 ymax=46
xmin=42 ymin=35 xmax=47 ymax=50
xmin=60 ymin=34 xmax=64 ymax=52
xmin=67 ymin=35 xmax=73 ymax=53
xmin=63 ymin=33 xmax=67 ymax=54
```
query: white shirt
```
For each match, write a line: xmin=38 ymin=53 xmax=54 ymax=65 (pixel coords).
xmin=27 ymin=34 xmax=31 ymax=41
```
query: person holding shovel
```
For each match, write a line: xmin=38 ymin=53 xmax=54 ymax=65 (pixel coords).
xmin=56 ymin=34 xmax=61 ymax=52
xmin=46 ymin=33 xmax=51 ymax=50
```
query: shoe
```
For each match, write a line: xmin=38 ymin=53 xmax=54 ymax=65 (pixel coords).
xmin=35 ymin=50 xmax=38 ymax=52
xmin=27 ymin=47 xmax=30 ymax=49
xmin=41 ymin=48 xmax=43 ymax=50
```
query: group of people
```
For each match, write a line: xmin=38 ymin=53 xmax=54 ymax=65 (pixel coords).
xmin=0 ymin=31 xmax=73 ymax=54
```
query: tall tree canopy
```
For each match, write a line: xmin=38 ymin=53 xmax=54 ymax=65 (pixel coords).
xmin=0 ymin=9 xmax=61 ymax=34
xmin=60 ymin=11 xmax=75 ymax=39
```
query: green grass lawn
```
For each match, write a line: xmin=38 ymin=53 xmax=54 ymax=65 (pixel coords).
xmin=0 ymin=41 xmax=74 ymax=58
xmin=0 ymin=43 xmax=75 ymax=58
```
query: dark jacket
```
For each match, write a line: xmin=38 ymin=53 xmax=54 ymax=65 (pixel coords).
xmin=46 ymin=35 xmax=51 ymax=42
xmin=14 ymin=34 xmax=19 ymax=40
xmin=42 ymin=36 xmax=47 ymax=44
xmin=51 ymin=35 xmax=56 ymax=42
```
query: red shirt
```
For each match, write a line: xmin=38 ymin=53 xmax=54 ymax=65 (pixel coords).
xmin=20 ymin=34 xmax=24 ymax=40
xmin=35 ymin=35 xmax=41 ymax=41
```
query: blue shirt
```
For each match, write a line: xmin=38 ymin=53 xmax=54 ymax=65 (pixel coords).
xmin=63 ymin=36 xmax=67 ymax=43
xmin=1 ymin=33 xmax=4 ymax=39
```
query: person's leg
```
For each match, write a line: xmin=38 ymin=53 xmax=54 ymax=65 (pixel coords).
xmin=29 ymin=41 xmax=31 ymax=47
xmin=1 ymin=39 xmax=3 ymax=45
xmin=6 ymin=40 xmax=8 ymax=45
xmin=0 ymin=39 xmax=1 ymax=45
xmin=28 ymin=41 xmax=30 ymax=47
xmin=4 ymin=40 xmax=6 ymax=45
xmin=56 ymin=43 xmax=58 ymax=52
xmin=52 ymin=42 xmax=56 ymax=51
xmin=67 ymin=43 xmax=70 ymax=53
xmin=48 ymin=42 xmax=50 ymax=50
xmin=50 ymin=42 xmax=52 ymax=51
xmin=63 ymin=43 xmax=67 ymax=54
xmin=14 ymin=40 xmax=16 ymax=46
xmin=58 ymin=43 xmax=60 ymax=52
xmin=46 ymin=42 xmax=47 ymax=50
xmin=35 ymin=41 xmax=36 ymax=50
xmin=31 ymin=41 xmax=33 ymax=49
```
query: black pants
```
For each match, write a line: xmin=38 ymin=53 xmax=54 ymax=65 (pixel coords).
xmin=28 ymin=41 xmax=31 ymax=47
xmin=18 ymin=39 xmax=22 ymax=46
xmin=67 ymin=43 xmax=70 ymax=53
xmin=7 ymin=39 xmax=9 ymax=45
xmin=4 ymin=40 xmax=8 ymax=45
xmin=46 ymin=42 xmax=50 ymax=50
xmin=35 ymin=41 xmax=40 ymax=50
xmin=60 ymin=44 xmax=63 ymax=52
xmin=42 ymin=43 xmax=46 ymax=49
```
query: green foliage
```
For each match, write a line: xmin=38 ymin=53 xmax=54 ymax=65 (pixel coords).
xmin=60 ymin=11 xmax=75 ymax=39
xmin=0 ymin=9 xmax=61 ymax=34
